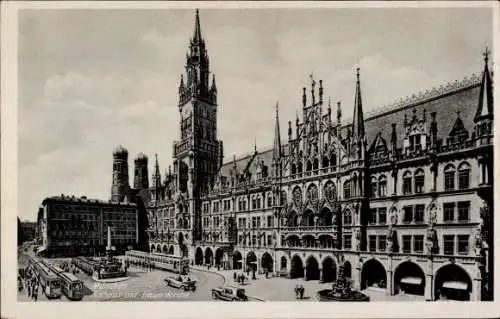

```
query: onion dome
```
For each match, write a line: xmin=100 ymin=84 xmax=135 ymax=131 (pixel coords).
xmin=113 ymin=144 xmax=128 ymax=155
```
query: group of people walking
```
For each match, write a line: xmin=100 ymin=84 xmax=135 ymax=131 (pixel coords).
xmin=18 ymin=267 xmax=40 ymax=301
xmin=294 ymin=284 xmax=306 ymax=299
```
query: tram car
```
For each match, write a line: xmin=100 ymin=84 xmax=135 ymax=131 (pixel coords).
xmin=28 ymin=257 xmax=62 ymax=299
xmin=71 ymin=257 xmax=99 ymax=275
xmin=125 ymin=250 xmax=190 ymax=274
xmin=49 ymin=265 xmax=84 ymax=301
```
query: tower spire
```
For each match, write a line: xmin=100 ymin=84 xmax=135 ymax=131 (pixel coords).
xmin=475 ymin=45 xmax=493 ymax=122
xmin=352 ymin=66 xmax=365 ymax=140
xmin=193 ymin=8 xmax=202 ymax=44
xmin=273 ymin=101 xmax=282 ymax=161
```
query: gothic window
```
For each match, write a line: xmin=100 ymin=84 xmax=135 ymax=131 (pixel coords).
xmin=343 ymin=210 xmax=352 ymax=225
xmin=370 ymin=177 xmax=377 ymax=198
xmin=403 ymin=171 xmax=412 ymax=195
xmin=444 ymin=164 xmax=456 ymax=191
xmin=306 ymin=184 xmax=318 ymax=203
xmin=322 ymin=156 xmax=329 ymax=168
xmin=280 ymin=191 xmax=287 ymax=205
xmin=267 ymin=194 xmax=272 ymax=208
xmin=414 ymin=169 xmax=425 ymax=193
xmin=313 ymin=158 xmax=319 ymax=170
xmin=378 ymin=175 xmax=387 ymax=197
xmin=298 ymin=162 xmax=303 ymax=174
xmin=292 ymin=187 xmax=302 ymax=205
xmin=458 ymin=162 xmax=471 ymax=189
xmin=343 ymin=180 xmax=351 ymax=200
xmin=306 ymin=161 xmax=312 ymax=172
xmin=324 ymin=182 xmax=336 ymax=202
xmin=291 ymin=164 xmax=297 ymax=175
xmin=329 ymin=153 xmax=337 ymax=169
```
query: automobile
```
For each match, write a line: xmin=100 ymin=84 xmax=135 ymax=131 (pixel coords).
xmin=164 ymin=275 xmax=196 ymax=291
xmin=211 ymin=285 xmax=248 ymax=301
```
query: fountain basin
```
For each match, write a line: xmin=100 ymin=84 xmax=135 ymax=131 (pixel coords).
xmin=316 ymin=289 xmax=370 ymax=302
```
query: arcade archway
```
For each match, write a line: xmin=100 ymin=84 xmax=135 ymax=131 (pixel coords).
xmin=306 ymin=256 xmax=320 ymax=281
xmin=168 ymin=245 xmax=174 ymax=255
xmin=322 ymin=257 xmax=337 ymax=282
xmin=232 ymin=251 xmax=242 ymax=270
xmin=246 ymin=251 xmax=257 ymax=272
xmin=204 ymin=247 xmax=213 ymax=265
xmin=343 ymin=261 xmax=352 ymax=279
xmin=215 ymin=248 xmax=224 ymax=266
xmin=195 ymin=247 xmax=203 ymax=265
xmin=162 ymin=245 xmax=168 ymax=254
xmin=290 ymin=255 xmax=304 ymax=279
xmin=394 ymin=261 xmax=425 ymax=296
xmin=361 ymin=259 xmax=387 ymax=290
xmin=261 ymin=252 xmax=274 ymax=273
xmin=180 ymin=244 xmax=188 ymax=257
xmin=434 ymin=264 xmax=472 ymax=301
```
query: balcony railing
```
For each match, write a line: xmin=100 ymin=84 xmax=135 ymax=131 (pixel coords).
xmin=281 ymin=225 xmax=337 ymax=233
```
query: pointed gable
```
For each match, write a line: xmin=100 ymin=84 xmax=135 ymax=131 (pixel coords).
xmin=448 ymin=112 xmax=469 ymax=144
xmin=369 ymin=132 xmax=388 ymax=154
xmin=475 ymin=47 xmax=493 ymax=121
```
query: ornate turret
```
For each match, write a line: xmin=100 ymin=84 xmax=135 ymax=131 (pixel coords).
xmin=350 ymin=67 xmax=367 ymax=160
xmin=474 ymin=46 xmax=494 ymax=145
xmin=272 ymin=101 xmax=282 ymax=177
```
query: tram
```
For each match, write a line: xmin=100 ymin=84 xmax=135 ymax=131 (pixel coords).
xmin=125 ymin=250 xmax=189 ymax=274
xmin=28 ymin=257 xmax=62 ymax=299
xmin=49 ymin=264 xmax=84 ymax=301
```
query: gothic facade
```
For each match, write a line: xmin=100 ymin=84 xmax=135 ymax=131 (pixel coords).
xmin=138 ymin=11 xmax=493 ymax=301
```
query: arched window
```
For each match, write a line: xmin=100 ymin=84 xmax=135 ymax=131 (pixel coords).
xmin=267 ymin=194 xmax=273 ymax=208
xmin=444 ymin=164 xmax=456 ymax=191
xmin=291 ymin=164 xmax=297 ymax=175
xmin=378 ymin=175 xmax=387 ymax=197
xmin=324 ymin=182 xmax=336 ymax=202
xmin=298 ymin=162 xmax=303 ymax=174
xmin=322 ymin=156 xmax=329 ymax=168
xmin=330 ymin=153 xmax=337 ymax=169
xmin=403 ymin=171 xmax=412 ymax=195
xmin=371 ymin=176 xmax=378 ymax=198
xmin=280 ymin=190 xmax=287 ymax=205
xmin=414 ymin=169 xmax=425 ymax=193
xmin=343 ymin=210 xmax=352 ymax=225
xmin=313 ymin=159 xmax=319 ymax=170
xmin=292 ymin=187 xmax=302 ymax=205
xmin=306 ymin=161 xmax=312 ymax=172
xmin=306 ymin=184 xmax=319 ymax=202
xmin=458 ymin=162 xmax=471 ymax=190
xmin=343 ymin=180 xmax=351 ymax=199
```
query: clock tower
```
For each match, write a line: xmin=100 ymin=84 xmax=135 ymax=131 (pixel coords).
xmin=173 ymin=9 xmax=223 ymax=248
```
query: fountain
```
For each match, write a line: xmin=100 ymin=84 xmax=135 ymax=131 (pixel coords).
xmin=90 ymin=225 xmax=128 ymax=281
xmin=317 ymin=263 xmax=370 ymax=302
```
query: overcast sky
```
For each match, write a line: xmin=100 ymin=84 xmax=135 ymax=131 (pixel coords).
xmin=18 ymin=8 xmax=492 ymax=221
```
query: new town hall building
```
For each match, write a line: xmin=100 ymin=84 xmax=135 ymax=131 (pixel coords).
xmin=110 ymin=11 xmax=493 ymax=301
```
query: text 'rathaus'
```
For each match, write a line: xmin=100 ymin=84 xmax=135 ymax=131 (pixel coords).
xmin=36 ymin=10 xmax=493 ymax=301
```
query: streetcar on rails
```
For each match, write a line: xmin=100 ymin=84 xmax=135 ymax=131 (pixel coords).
xmin=125 ymin=250 xmax=189 ymax=274
xmin=49 ymin=264 xmax=84 ymax=301
xmin=28 ymin=257 xmax=62 ymax=299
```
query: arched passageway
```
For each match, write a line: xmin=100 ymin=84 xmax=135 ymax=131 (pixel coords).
xmin=246 ymin=251 xmax=257 ymax=272
xmin=434 ymin=264 xmax=472 ymax=301
xmin=361 ymin=259 xmax=387 ymax=290
xmin=305 ymin=256 xmax=320 ymax=281
xmin=322 ymin=257 xmax=337 ymax=283
xmin=232 ymin=251 xmax=242 ymax=270
xmin=320 ymin=208 xmax=333 ymax=226
xmin=343 ymin=261 xmax=352 ymax=279
xmin=280 ymin=256 xmax=287 ymax=270
xmin=261 ymin=252 xmax=274 ymax=273
xmin=156 ymin=245 xmax=161 ymax=253
xmin=150 ymin=245 xmax=155 ymax=253
xmin=394 ymin=261 xmax=425 ymax=296
xmin=204 ymin=247 xmax=214 ymax=265
xmin=168 ymin=245 xmax=174 ymax=255
xmin=290 ymin=255 xmax=304 ymax=279
xmin=195 ymin=247 xmax=203 ymax=265
xmin=162 ymin=245 xmax=169 ymax=254
xmin=302 ymin=210 xmax=315 ymax=227
xmin=215 ymin=248 xmax=224 ymax=266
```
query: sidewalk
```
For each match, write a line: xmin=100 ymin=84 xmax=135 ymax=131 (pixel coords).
xmin=191 ymin=266 xmax=328 ymax=301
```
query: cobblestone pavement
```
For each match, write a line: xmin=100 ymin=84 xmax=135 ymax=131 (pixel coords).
xmin=18 ymin=254 xmax=224 ymax=302
xmin=191 ymin=266 xmax=425 ymax=302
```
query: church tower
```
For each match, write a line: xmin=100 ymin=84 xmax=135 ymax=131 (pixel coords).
xmin=173 ymin=9 xmax=223 ymax=244
xmin=134 ymin=152 xmax=149 ymax=190
xmin=111 ymin=145 xmax=130 ymax=202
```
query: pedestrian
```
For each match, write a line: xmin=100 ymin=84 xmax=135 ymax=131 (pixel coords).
xmin=299 ymin=285 xmax=305 ymax=300
xmin=233 ymin=272 xmax=237 ymax=281
xmin=294 ymin=284 xmax=299 ymax=299
xmin=33 ymin=286 xmax=38 ymax=302
xmin=27 ymin=281 xmax=31 ymax=298
xmin=265 ymin=270 xmax=268 ymax=279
